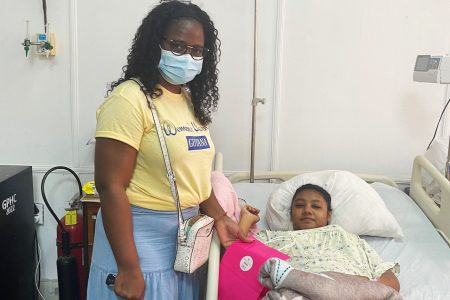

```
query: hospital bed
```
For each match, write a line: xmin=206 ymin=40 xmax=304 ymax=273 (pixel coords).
xmin=206 ymin=154 xmax=450 ymax=300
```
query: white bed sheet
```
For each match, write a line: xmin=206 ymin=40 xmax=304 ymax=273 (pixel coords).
xmin=233 ymin=181 xmax=450 ymax=300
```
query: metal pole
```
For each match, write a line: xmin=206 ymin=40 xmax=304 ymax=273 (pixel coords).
xmin=250 ymin=0 xmax=265 ymax=183
xmin=251 ymin=98 xmax=265 ymax=182
xmin=250 ymin=106 xmax=256 ymax=183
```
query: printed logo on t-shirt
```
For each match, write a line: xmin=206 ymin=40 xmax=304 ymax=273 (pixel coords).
xmin=186 ymin=136 xmax=210 ymax=150
xmin=163 ymin=121 xmax=208 ymax=136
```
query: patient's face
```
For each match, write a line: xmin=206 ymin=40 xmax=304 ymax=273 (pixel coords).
xmin=291 ymin=189 xmax=331 ymax=230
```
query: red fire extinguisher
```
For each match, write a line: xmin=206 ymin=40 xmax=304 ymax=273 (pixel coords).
xmin=42 ymin=166 xmax=86 ymax=300
xmin=56 ymin=208 xmax=86 ymax=300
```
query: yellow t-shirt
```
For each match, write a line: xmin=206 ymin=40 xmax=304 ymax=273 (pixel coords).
xmin=95 ymin=80 xmax=215 ymax=210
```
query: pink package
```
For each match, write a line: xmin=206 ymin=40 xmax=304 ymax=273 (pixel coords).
xmin=218 ymin=238 xmax=290 ymax=300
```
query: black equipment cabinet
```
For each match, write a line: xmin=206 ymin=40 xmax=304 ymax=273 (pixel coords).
xmin=0 ymin=165 xmax=35 ymax=299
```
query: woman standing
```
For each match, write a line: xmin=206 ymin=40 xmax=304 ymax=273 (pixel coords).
xmin=87 ymin=1 xmax=248 ymax=299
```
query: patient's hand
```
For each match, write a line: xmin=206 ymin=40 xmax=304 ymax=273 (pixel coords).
xmin=241 ymin=204 xmax=260 ymax=219
xmin=239 ymin=205 xmax=260 ymax=236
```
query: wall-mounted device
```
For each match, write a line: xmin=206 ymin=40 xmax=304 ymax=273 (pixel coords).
xmin=35 ymin=32 xmax=56 ymax=56
xmin=413 ymin=55 xmax=450 ymax=84
xmin=21 ymin=20 xmax=56 ymax=58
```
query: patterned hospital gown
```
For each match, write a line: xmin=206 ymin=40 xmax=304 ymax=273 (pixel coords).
xmin=255 ymin=225 xmax=399 ymax=280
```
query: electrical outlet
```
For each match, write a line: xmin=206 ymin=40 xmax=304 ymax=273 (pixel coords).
xmin=34 ymin=203 xmax=44 ymax=225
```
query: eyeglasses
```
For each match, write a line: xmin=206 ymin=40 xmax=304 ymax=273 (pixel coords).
xmin=162 ymin=38 xmax=209 ymax=60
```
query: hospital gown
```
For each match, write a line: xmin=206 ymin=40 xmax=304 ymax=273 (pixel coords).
xmin=256 ymin=225 xmax=399 ymax=280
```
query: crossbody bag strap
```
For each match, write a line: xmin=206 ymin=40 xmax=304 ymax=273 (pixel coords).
xmin=130 ymin=78 xmax=187 ymax=240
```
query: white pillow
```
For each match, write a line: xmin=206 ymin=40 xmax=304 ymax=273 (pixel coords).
xmin=265 ymin=170 xmax=404 ymax=239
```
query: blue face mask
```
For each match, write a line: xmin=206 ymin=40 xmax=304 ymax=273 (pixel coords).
xmin=158 ymin=48 xmax=203 ymax=85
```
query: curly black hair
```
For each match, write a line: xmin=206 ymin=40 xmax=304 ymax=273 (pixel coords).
xmin=108 ymin=1 xmax=221 ymax=125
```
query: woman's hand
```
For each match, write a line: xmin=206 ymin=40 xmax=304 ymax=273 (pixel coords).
xmin=113 ymin=267 xmax=145 ymax=300
xmin=214 ymin=215 xmax=253 ymax=248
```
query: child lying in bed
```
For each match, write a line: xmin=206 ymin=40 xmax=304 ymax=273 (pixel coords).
xmin=220 ymin=179 xmax=401 ymax=298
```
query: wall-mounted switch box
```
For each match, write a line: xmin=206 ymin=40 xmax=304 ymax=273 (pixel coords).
xmin=35 ymin=33 xmax=56 ymax=56
xmin=36 ymin=33 xmax=47 ymax=55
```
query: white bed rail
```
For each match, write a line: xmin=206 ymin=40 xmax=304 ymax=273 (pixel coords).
xmin=213 ymin=152 xmax=223 ymax=172
xmin=206 ymin=232 xmax=221 ymax=300
xmin=228 ymin=171 xmax=398 ymax=188
xmin=205 ymin=152 xmax=223 ymax=300
xmin=410 ymin=155 xmax=450 ymax=244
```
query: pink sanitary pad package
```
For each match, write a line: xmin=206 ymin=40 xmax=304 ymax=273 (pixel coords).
xmin=218 ymin=238 xmax=290 ymax=300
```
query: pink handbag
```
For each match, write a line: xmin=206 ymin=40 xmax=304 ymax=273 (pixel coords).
xmin=219 ymin=237 xmax=290 ymax=300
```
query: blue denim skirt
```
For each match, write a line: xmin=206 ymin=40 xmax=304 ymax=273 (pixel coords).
xmin=87 ymin=205 xmax=205 ymax=300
